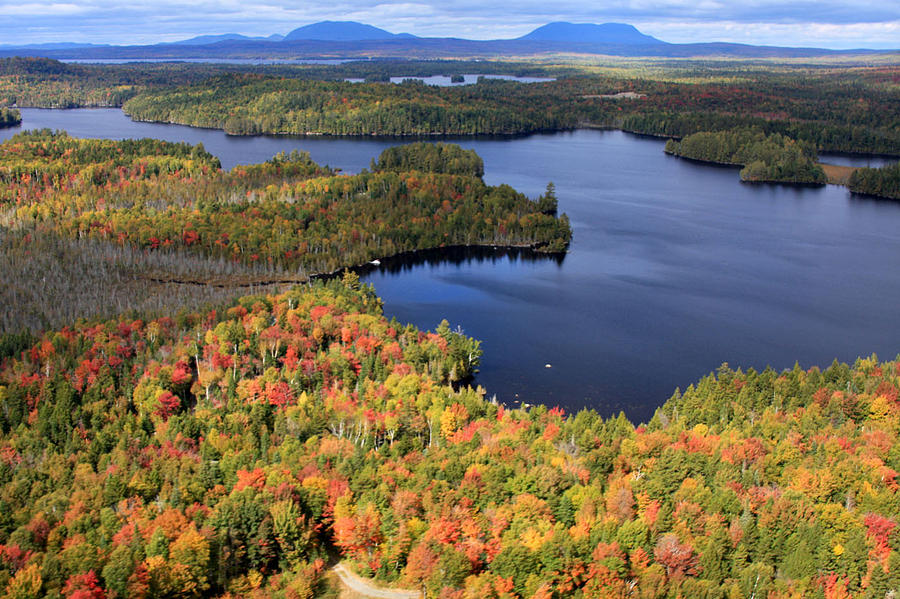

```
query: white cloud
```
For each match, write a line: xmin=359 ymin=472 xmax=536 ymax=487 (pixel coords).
xmin=0 ymin=0 xmax=897 ymax=48
xmin=0 ymin=3 xmax=87 ymax=16
xmin=636 ymin=19 xmax=900 ymax=48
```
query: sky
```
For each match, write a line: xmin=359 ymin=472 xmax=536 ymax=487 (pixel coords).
xmin=0 ymin=0 xmax=898 ymax=49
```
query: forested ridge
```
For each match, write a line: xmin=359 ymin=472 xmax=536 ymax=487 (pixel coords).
xmin=0 ymin=57 xmax=184 ymax=109
xmin=0 ymin=131 xmax=570 ymax=334
xmin=664 ymin=129 xmax=827 ymax=184
xmin=116 ymin=65 xmax=900 ymax=157
xmin=0 ymin=276 xmax=898 ymax=598
xmin=2 ymin=57 xmax=898 ymax=155
xmin=0 ymin=57 xmax=568 ymax=109
xmin=122 ymin=76 xmax=578 ymax=136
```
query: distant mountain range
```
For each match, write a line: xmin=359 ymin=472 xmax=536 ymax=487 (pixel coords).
xmin=0 ymin=42 xmax=110 ymax=50
xmin=164 ymin=34 xmax=284 ymax=46
xmin=0 ymin=20 xmax=893 ymax=59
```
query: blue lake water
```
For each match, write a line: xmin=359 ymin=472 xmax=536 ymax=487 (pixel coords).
xmin=4 ymin=108 xmax=900 ymax=422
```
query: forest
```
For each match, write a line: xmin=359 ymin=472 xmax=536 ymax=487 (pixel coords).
xmin=117 ymin=68 xmax=900 ymax=155
xmin=118 ymin=65 xmax=900 ymax=156
xmin=848 ymin=162 xmax=900 ymax=200
xmin=664 ymin=129 xmax=827 ymax=184
xmin=0 ymin=131 xmax=570 ymax=334
xmin=0 ymin=58 xmax=566 ymax=111
xmin=371 ymin=143 xmax=484 ymax=178
xmin=0 ymin=56 xmax=899 ymax=598
xmin=4 ymin=57 xmax=895 ymax=152
xmin=1 ymin=57 xmax=898 ymax=156
xmin=122 ymin=76 xmax=579 ymax=136
xmin=0 ymin=276 xmax=898 ymax=598
xmin=0 ymin=108 xmax=19 ymax=128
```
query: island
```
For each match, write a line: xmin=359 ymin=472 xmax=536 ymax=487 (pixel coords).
xmin=849 ymin=161 xmax=900 ymax=200
xmin=0 ymin=107 xmax=19 ymax=128
xmin=664 ymin=128 xmax=827 ymax=185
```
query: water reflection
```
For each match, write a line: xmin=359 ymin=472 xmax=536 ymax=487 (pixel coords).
xmin=359 ymin=246 xmax=565 ymax=277
xmin=818 ymin=152 xmax=897 ymax=168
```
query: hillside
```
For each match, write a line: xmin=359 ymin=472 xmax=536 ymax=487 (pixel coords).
xmin=0 ymin=134 xmax=896 ymax=598
xmin=0 ymin=275 xmax=898 ymax=597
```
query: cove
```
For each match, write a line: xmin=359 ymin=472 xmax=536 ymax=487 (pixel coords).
xmin=4 ymin=108 xmax=900 ymax=422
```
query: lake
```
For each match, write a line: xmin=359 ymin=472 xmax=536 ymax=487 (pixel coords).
xmin=4 ymin=109 xmax=900 ymax=422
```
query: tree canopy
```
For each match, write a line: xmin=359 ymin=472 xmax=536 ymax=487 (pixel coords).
xmin=0 ymin=278 xmax=898 ymax=597
xmin=0 ymin=132 xmax=570 ymax=334
xmin=665 ymin=128 xmax=827 ymax=184
xmin=849 ymin=161 xmax=900 ymax=200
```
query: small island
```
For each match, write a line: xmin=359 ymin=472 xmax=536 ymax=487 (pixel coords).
xmin=0 ymin=107 xmax=20 ymax=128
xmin=848 ymin=161 xmax=900 ymax=200
xmin=665 ymin=128 xmax=827 ymax=185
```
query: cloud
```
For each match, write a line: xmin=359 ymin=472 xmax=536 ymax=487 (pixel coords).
xmin=637 ymin=20 xmax=900 ymax=49
xmin=0 ymin=3 xmax=87 ymax=16
xmin=0 ymin=0 xmax=897 ymax=48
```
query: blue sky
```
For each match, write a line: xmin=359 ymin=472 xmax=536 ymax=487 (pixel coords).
xmin=0 ymin=1 xmax=898 ymax=49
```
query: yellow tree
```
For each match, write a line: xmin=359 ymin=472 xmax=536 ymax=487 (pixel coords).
xmin=166 ymin=524 xmax=211 ymax=597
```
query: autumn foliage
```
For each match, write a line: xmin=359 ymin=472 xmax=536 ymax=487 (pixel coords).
xmin=0 ymin=276 xmax=897 ymax=597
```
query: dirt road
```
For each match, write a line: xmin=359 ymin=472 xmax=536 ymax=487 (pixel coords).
xmin=332 ymin=562 xmax=422 ymax=599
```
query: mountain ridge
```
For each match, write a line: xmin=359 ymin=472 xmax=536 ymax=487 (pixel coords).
xmin=0 ymin=21 xmax=894 ymax=59
xmin=165 ymin=33 xmax=284 ymax=46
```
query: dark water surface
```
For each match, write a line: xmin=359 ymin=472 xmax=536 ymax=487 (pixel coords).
xmin=4 ymin=109 xmax=900 ymax=422
xmin=819 ymin=152 xmax=897 ymax=168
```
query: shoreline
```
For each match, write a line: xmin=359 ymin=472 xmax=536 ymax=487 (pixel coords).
xmin=663 ymin=149 xmax=828 ymax=187
xmin=135 ymin=241 xmax=565 ymax=290
xmin=8 ymin=107 xmax=898 ymax=198
xmin=9 ymin=106 xmax=900 ymax=162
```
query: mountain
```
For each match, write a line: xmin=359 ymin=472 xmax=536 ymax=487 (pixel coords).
xmin=519 ymin=22 xmax=664 ymax=45
xmin=283 ymin=21 xmax=414 ymax=42
xmin=166 ymin=33 xmax=283 ymax=46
